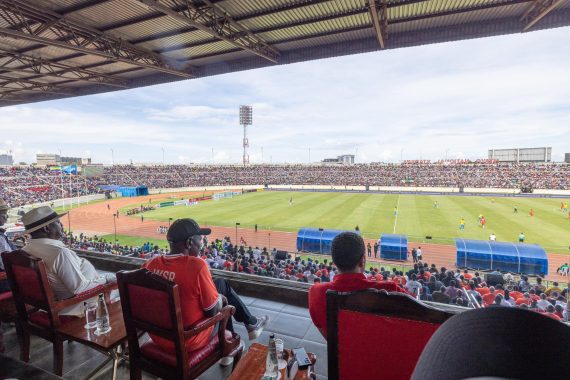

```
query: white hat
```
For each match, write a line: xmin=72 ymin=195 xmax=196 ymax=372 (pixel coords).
xmin=22 ymin=206 xmax=67 ymax=234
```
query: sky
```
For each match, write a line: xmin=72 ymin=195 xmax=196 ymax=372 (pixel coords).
xmin=1 ymin=26 xmax=569 ymax=165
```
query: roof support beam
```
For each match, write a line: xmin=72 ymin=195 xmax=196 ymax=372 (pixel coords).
xmin=0 ymin=75 xmax=74 ymax=96
xmin=521 ymin=0 xmax=564 ymax=31
xmin=0 ymin=50 xmax=128 ymax=88
xmin=178 ymin=0 xmax=532 ymax=57
xmin=368 ymin=0 xmax=388 ymax=49
xmin=133 ymin=0 xmax=279 ymax=63
xmin=0 ymin=0 xmax=195 ymax=78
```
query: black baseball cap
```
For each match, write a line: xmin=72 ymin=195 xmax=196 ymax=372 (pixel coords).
xmin=167 ymin=219 xmax=211 ymax=243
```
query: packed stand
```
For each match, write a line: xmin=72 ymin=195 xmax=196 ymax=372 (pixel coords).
xmin=2 ymin=162 xmax=569 ymax=208
xmin=0 ymin=166 xmax=101 ymax=207
xmin=101 ymin=162 xmax=570 ymax=190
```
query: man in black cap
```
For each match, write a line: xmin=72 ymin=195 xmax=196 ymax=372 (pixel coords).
xmin=143 ymin=218 xmax=268 ymax=355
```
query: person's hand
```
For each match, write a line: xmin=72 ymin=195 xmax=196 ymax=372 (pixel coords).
xmin=221 ymin=295 xmax=228 ymax=306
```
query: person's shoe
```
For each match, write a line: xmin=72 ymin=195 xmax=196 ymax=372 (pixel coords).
xmin=246 ymin=315 xmax=269 ymax=340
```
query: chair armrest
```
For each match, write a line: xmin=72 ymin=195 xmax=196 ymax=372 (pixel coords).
xmin=183 ymin=305 xmax=235 ymax=339
xmin=53 ymin=282 xmax=117 ymax=312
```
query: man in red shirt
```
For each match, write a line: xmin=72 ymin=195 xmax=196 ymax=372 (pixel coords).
xmin=144 ymin=219 xmax=268 ymax=355
xmin=308 ymin=232 xmax=406 ymax=339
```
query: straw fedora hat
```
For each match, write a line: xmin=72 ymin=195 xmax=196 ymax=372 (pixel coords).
xmin=0 ymin=199 xmax=9 ymax=212
xmin=22 ymin=206 xmax=68 ymax=234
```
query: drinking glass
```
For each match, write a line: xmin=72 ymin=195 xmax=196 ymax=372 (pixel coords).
xmin=84 ymin=302 xmax=97 ymax=329
xmin=275 ymin=338 xmax=287 ymax=379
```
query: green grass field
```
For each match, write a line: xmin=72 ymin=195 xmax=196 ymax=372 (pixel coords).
xmin=132 ymin=191 xmax=570 ymax=252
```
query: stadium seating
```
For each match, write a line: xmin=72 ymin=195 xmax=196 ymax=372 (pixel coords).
xmin=116 ymin=268 xmax=243 ymax=380
xmin=1 ymin=250 xmax=116 ymax=376
xmin=326 ymin=289 xmax=455 ymax=380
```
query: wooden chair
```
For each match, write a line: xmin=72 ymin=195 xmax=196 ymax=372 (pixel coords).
xmin=326 ymin=289 xmax=456 ymax=380
xmin=1 ymin=249 xmax=115 ymax=376
xmin=0 ymin=271 xmax=18 ymax=322
xmin=117 ymin=268 xmax=244 ymax=380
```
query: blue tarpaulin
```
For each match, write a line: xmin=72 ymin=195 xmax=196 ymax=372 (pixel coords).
xmin=455 ymin=239 xmax=548 ymax=276
xmin=380 ymin=234 xmax=408 ymax=261
xmin=296 ymin=228 xmax=353 ymax=254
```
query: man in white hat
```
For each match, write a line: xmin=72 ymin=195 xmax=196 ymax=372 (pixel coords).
xmin=0 ymin=198 xmax=15 ymax=293
xmin=22 ymin=206 xmax=115 ymax=316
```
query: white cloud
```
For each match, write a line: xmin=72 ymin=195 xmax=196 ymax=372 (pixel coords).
xmin=1 ymin=27 xmax=569 ymax=164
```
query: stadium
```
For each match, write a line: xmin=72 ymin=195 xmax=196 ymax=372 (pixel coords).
xmin=1 ymin=1 xmax=570 ymax=380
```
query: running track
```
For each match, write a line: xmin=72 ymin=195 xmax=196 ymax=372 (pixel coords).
xmin=67 ymin=193 xmax=570 ymax=283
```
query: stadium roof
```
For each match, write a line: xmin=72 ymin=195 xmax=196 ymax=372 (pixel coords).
xmin=0 ymin=0 xmax=569 ymax=107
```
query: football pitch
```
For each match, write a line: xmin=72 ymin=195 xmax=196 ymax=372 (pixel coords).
xmin=137 ymin=191 xmax=570 ymax=252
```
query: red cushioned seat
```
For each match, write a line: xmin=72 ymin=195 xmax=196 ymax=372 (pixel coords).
xmin=0 ymin=291 xmax=12 ymax=302
xmin=141 ymin=330 xmax=234 ymax=368
xmin=28 ymin=310 xmax=77 ymax=328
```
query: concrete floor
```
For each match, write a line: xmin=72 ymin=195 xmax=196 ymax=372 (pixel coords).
xmin=1 ymin=295 xmax=327 ymax=379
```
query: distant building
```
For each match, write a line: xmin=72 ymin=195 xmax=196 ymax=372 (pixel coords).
xmin=0 ymin=154 xmax=13 ymax=165
xmin=565 ymin=153 xmax=570 ymax=163
xmin=488 ymin=147 xmax=551 ymax=163
xmin=36 ymin=154 xmax=61 ymax=166
xmin=61 ymin=156 xmax=83 ymax=166
xmin=322 ymin=154 xmax=355 ymax=165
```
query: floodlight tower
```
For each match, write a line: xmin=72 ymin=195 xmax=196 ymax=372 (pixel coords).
xmin=239 ymin=105 xmax=252 ymax=165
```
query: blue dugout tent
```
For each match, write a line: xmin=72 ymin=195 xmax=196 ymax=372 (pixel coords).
xmin=296 ymin=228 xmax=352 ymax=254
xmin=99 ymin=185 xmax=149 ymax=197
xmin=379 ymin=234 xmax=408 ymax=261
xmin=455 ymin=239 xmax=548 ymax=276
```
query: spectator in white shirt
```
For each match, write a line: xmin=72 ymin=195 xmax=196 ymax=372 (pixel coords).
xmin=536 ymin=293 xmax=551 ymax=311
xmin=21 ymin=206 xmax=115 ymax=316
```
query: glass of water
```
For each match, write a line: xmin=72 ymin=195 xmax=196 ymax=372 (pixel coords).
xmin=84 ymin=301 xmax=97 ymax=329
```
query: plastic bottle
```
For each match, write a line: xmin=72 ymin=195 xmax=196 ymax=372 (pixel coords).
xmin=95 ymin=293 xmax=111 ymax=334
xmin=264 ymin=334 xmax=279 ymax=379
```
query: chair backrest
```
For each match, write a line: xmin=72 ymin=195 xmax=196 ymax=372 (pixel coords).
xmin=326 ymin=289 xmax=455 ymax=380
xmin=116 ymin=268 xmax=188 ymax=376
xmin=1 ymin=249 xmax=61 ymax=328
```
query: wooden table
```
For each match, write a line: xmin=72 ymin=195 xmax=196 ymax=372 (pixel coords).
xmin=228 ymin=343 xmax=316 ymax=380
xmin=57 ymin=300 xmax=127 ymax=380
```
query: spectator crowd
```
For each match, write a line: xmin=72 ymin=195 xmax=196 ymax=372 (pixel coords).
xmin=65 ymin=230 xmax=568 ymax=321
xmin=1 ymin=162 xmax=569 ymax=208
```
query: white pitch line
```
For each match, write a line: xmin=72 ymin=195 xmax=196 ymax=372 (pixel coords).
xmin=393 ymin=194 xmax=400 ymax=234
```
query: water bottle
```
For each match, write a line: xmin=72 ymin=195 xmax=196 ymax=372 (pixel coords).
xmin=95 ymin=293 xmax=111 ymax=335
xmin=264 ymin=334 xmax=279 ymax=379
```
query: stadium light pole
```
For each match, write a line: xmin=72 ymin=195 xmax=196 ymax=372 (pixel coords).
xmin=235 ymin=222 xmax=240 ymax=245
xmin=239 ymin=105 xmax=252 ymax=165
xmin=162 ymin=147 xmax=165 ymax=165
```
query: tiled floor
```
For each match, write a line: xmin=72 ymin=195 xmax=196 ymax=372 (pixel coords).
xmin=1 ymin=295 xmax=328 ymax=379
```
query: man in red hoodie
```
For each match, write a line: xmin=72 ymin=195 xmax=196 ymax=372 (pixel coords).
xmin=308 ymin=232 xmax=406 ymax=339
